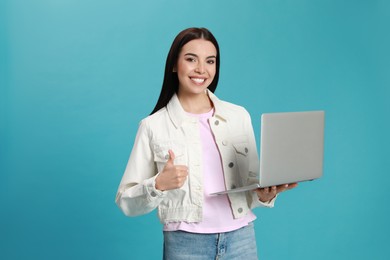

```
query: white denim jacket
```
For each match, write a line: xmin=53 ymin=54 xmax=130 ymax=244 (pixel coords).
xmin=115 ymin=90 xmax=274 ymax=224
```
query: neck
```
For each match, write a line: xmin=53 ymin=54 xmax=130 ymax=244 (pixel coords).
xmin=177 ymin=90 xmax=213 ymax=114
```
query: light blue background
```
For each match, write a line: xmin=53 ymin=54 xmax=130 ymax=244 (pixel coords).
xmin=1 ymin=0 xmax=389 ymax=259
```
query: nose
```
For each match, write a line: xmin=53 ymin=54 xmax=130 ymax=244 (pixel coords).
xmin=195 ymin=62 xmax=205 ymax=74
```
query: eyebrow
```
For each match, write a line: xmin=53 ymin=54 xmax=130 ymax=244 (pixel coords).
xmin=184 ymin=53 xmax=217 ymax=59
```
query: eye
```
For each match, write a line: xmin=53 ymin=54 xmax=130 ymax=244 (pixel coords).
xmin=207 ymin=59 xmax=216 ymax=64
xmin=185 ymin=57 xmax=196 ymax=62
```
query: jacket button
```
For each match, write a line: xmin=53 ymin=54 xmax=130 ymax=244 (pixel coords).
xmin=151 ymin=191 xmax=157 ymax=197
xmin=228 ymin=162 xmax=234 ymax=168
xmin=222 ymin=140 xmax=228 ymax=146
xmin=214 ymin=120 xmax=219 ymax=126
xmin=245 ymin=147 xmax=248 ymax=153
xmin=238 ymin=208 xmax=243 ymax=213
xmin=231 ymin=184 xmax=236 ymax=189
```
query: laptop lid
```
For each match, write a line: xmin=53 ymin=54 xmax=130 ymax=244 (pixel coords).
xmin=259 ymin=110 xmax=324 ymax=188
xmin=210 ymin=110 xmax=324 ymax=196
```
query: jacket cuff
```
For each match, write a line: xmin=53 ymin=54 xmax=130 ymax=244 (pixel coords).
xmin=144 ymin=173 xmax=166 ymax=201
xmin=251 ymin=191 xmax=277 ymax=208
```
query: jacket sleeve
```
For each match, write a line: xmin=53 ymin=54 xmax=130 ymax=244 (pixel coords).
xmin=242 ymin=110 xmax=277 ymax=209
xmin=115 ymin=119 xmax=166 ymax=217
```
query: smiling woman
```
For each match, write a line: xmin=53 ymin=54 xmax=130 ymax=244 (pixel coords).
xmin=175 ymin=39 xmax=217 ymax=113
xmin=150 ymin=28 xmax=221 ymax=115
xmin=115 ymin=27 xmax=297 ymax=259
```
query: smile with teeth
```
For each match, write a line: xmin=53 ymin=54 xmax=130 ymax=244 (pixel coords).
xmin=190 ymin=77 xmax=206 ymax=84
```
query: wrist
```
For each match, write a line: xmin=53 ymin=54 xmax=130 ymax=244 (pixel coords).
xmin=259 ymin=196 xmax=274 ymax=203
xmin=154 ymin=174 xmax=164 ymax=191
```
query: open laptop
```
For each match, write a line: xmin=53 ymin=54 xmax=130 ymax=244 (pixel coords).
xmin=211 ymin=110 xmax=325 ymax=195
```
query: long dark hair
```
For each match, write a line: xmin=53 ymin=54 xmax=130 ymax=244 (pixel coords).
xmin=150 ymin=27 xmax=220 ymax=115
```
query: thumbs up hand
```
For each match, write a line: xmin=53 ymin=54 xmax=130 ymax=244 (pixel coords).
xmin=155 ymin=150 xmax=188 ymax=191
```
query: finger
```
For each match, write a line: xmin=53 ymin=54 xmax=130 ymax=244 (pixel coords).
xmin=276 ymin=183 xmax=297 ymax=193
xmin=180 ymin=169 xmax=189 ymax=177
xmin=175 ymin=170 xmax=188 ymax=179
xmin=166 ymin=149 xmax=176 ymax=165
xmin=175 ymin=165 xmax=188 ymax=171
xmin=275 ymin=184 xmax=288 ymax=193
xmin=282 ymin=183 xmax=298 ymax=192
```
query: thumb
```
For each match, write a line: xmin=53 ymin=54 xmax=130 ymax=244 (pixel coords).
xmin=166 ymin=149 xmax=175 ymax=165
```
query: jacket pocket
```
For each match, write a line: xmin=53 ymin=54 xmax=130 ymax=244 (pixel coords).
xmin=231 ymin=135 xmax=249 ymax=156
xmin=152 ymin=141 xmax=187 ymax=171
xmin=231 ymin=135 xmax=250 ymax=183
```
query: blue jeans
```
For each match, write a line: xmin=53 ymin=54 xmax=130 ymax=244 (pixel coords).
xmin=163 ymin=223 xmax=258 ymax=260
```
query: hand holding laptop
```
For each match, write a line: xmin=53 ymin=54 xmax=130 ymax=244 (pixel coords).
xmin=254 ymin=183 xmax=299 ymax=203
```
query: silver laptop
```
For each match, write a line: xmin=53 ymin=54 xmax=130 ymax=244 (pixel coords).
xmin=211 ymin=111 xmax=325 ymax=195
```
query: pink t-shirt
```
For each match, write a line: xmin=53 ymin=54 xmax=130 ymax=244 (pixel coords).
xmin=164 ymin=109 xmax=256 ymax=233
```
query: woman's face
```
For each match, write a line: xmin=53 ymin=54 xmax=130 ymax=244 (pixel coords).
xmin=175 ymin=39 xmax=217 ymax=96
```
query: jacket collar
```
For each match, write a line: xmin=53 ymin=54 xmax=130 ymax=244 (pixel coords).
xmin=166 ymin=89 xmax=229 ymax=128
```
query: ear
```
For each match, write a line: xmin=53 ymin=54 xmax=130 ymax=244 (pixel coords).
xmin=172 ymin=65 xmax=177 ymax=73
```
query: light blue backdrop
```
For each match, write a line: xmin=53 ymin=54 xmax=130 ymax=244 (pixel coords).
xmin=1 ymin=0 xmax=389 ymax=259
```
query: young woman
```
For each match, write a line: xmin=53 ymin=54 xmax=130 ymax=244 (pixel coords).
xmin=115 ymin=27 xmax=297 ymax=259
